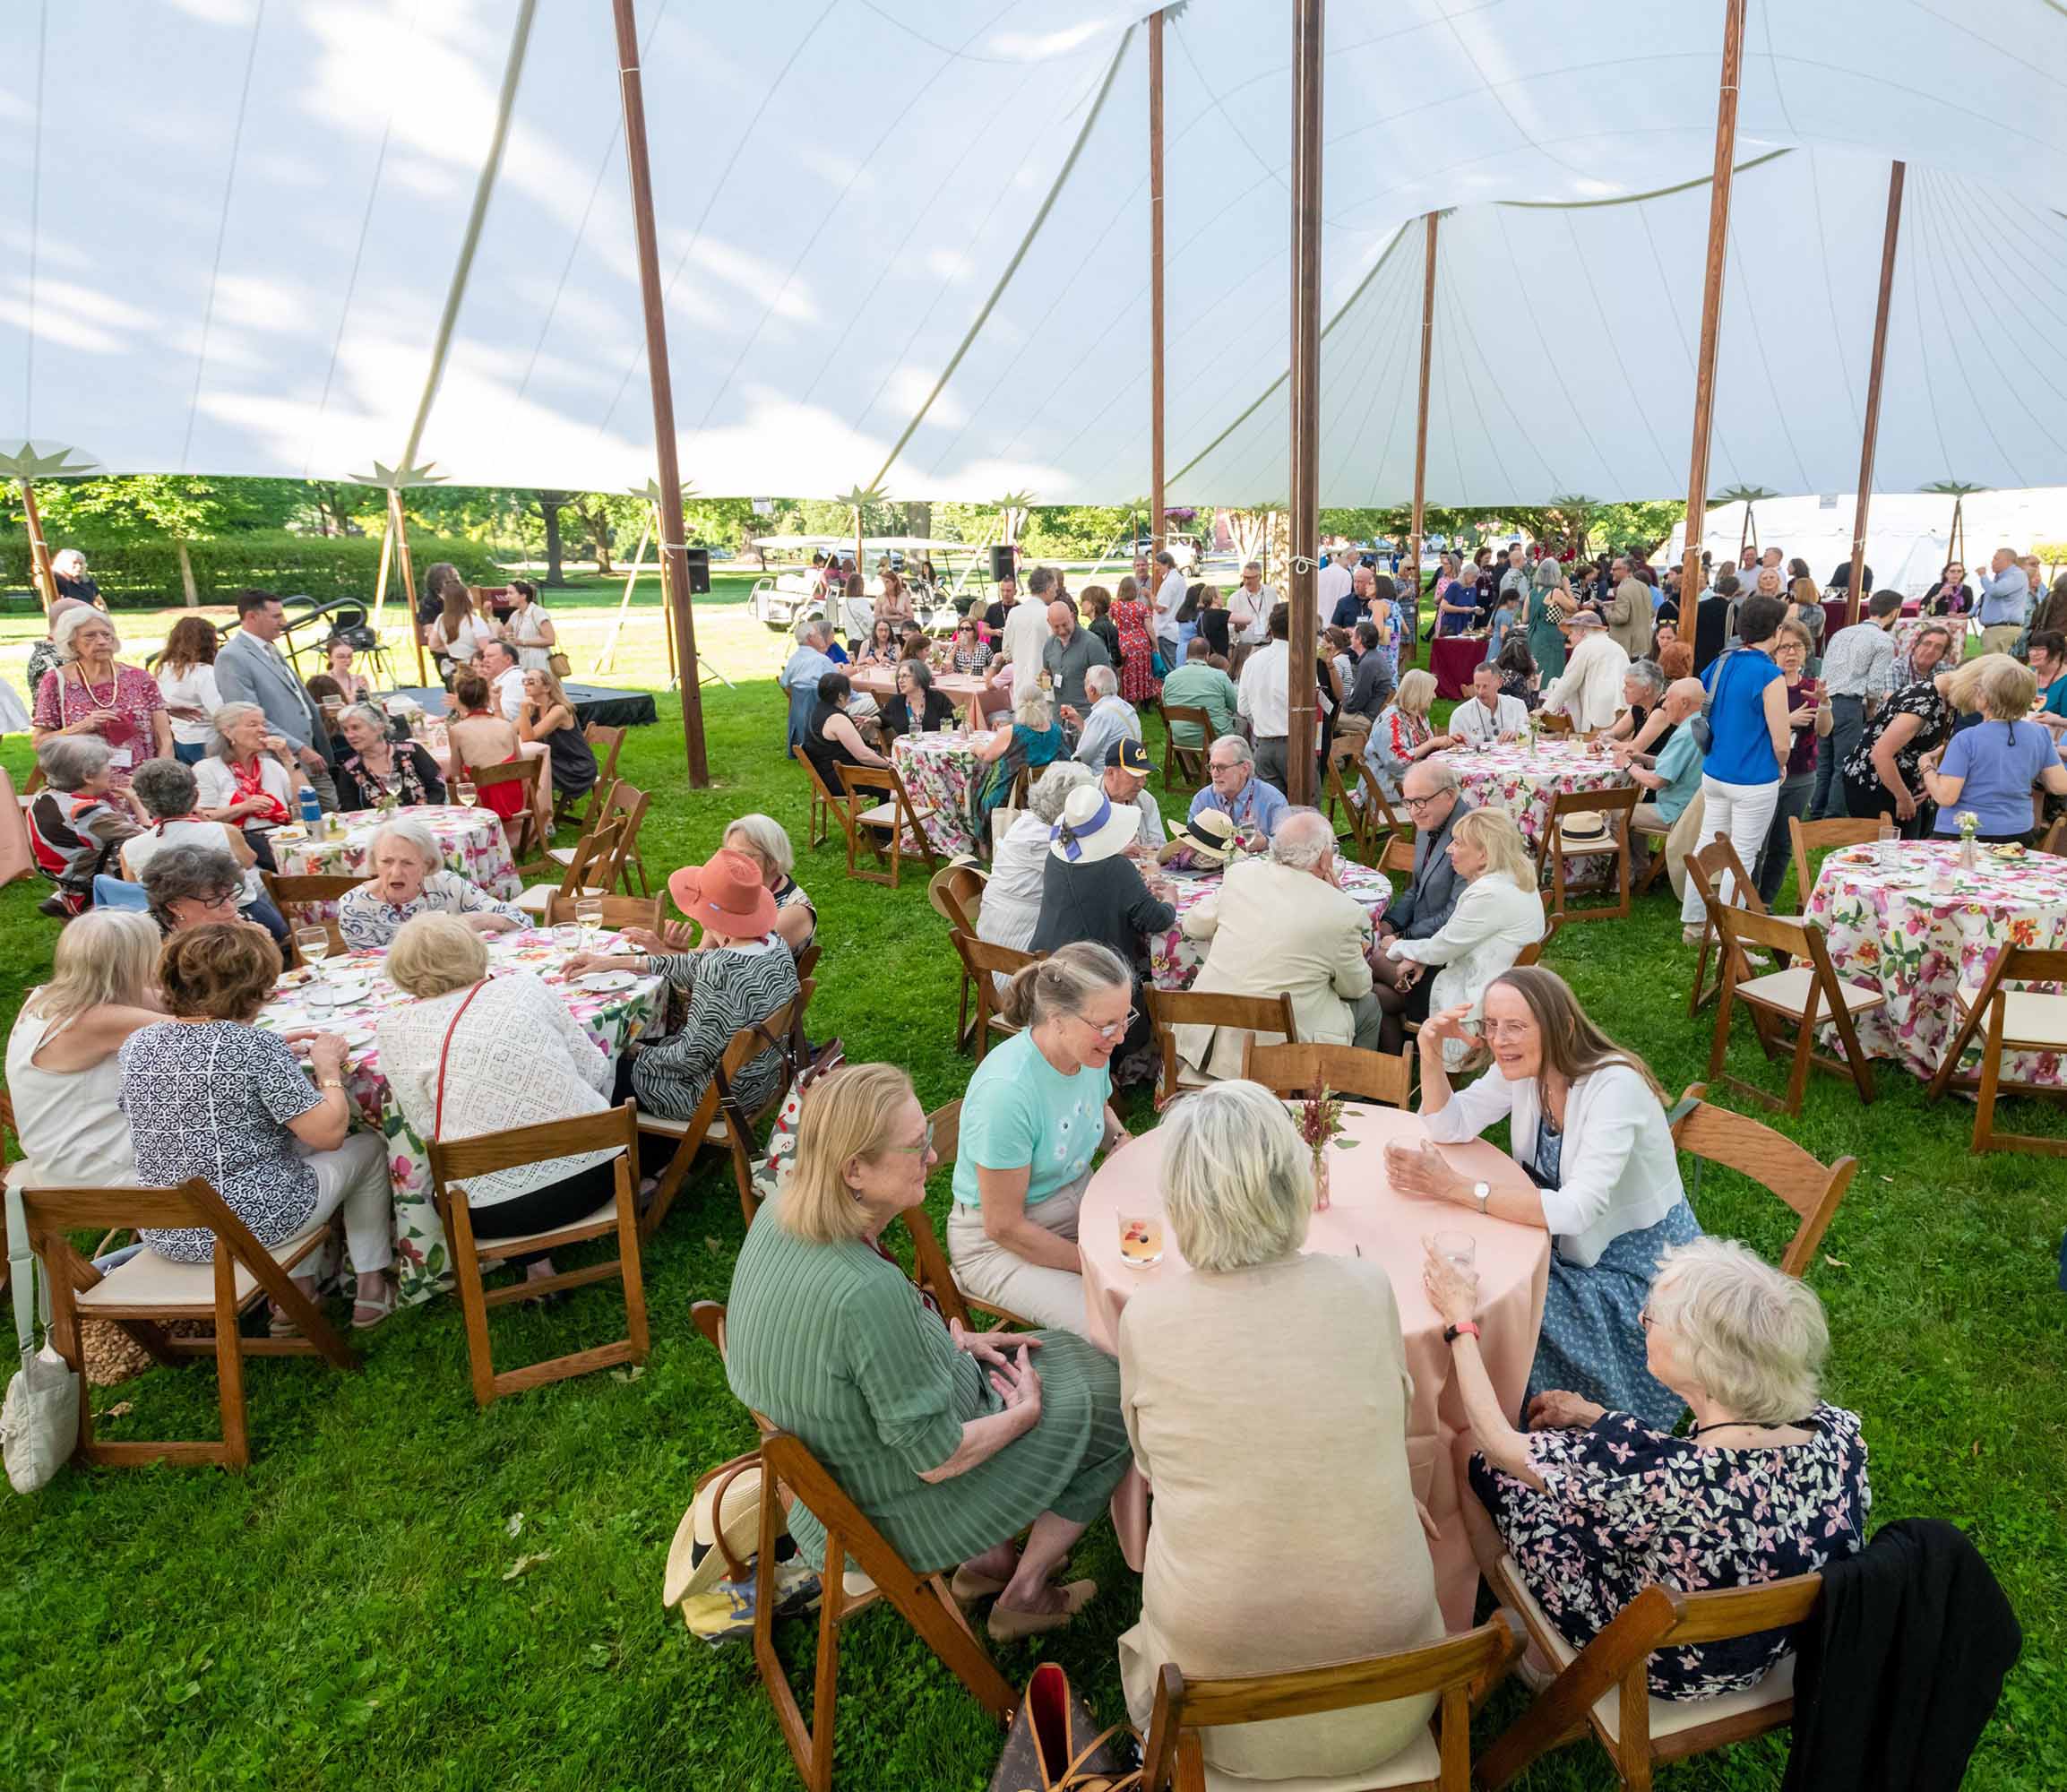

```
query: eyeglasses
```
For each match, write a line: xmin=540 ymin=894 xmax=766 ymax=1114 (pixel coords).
xmin=884 ymin=1123 xmax=935 ymax=1156
xmin=1080 ymin=1008 xmax=1138 ymax=1042
xmin=1403 ymin=792 xmax=1445 ymax=811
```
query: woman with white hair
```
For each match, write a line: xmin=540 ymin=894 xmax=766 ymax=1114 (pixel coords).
xmin=1117 ymin=1081 xmax=1443 ymax=1782
xmin=30 ymin=605 xmax=172 ymax=784
xmin=49 ymin=547 xmax=102 ymax=608
xmin=978 ymin=761 xmax=1094 ymax=961
xmin=5 ymin=909 xmax=164 ymax=1186
xmin=193 ymin=701 xmax=309 ymax=845
xmin=26 ymin=734 xmax=142 ymax=918
xmin=725 ymin=1062 xmax=1129 ymax=1643
xmin=617 ymin=814 xmax=817 ymax=959
xmin=333 ymin=703 xmax=446 ymax=810
xmin=336 ymin=817 xmax=525 ymax=951
xmin=1365 ymin=668 xmax=1456 ymax=801
xmin=377 ymin=915 xmax=622 ymax=1290
xmin=1434 ymin=1236 xmax=1869 ymax=1700
xmin=1373 ymin=806 xmax=1546 ymax=1058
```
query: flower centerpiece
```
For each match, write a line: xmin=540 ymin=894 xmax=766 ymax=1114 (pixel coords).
xmin=1291 ymin=1081 xmax=1358 ymax=1210
xmin=1957 ymin=808 xmax=1980 ymax=873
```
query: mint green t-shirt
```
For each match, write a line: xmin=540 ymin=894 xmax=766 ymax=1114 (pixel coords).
xmin=951 ymin=1029 xmax=1111 ymax=1207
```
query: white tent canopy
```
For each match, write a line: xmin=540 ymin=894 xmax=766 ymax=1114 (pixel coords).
xmin=4 ymin=1 xmax=2064 ymax=504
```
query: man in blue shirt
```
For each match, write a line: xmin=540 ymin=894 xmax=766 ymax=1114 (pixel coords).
xmin=778 ymin=618 xmax=837 ymax=755
xmin=1187 ymin=735 xmax=1288 ymax=841
xmin=1975 ymin=547 xmax=2031 ymax=658
xmin=1623 ymin=676 xmax=1707 ymax=885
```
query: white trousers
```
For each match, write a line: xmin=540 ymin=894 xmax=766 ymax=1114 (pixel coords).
xmin=297 ymin=1133 xmax=395 ymax=1274
xmin=1680 ymin=775 xmax=1781 ymax=924
xmin=946 ymin=1173 xmax=1091 ymax=1337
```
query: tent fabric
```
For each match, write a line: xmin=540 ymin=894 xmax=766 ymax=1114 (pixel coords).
xmin=2 ymin=2 xmax=2064 ymax=504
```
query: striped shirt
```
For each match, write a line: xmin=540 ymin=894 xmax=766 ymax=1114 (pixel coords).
xmin=1818 ymin=622 xmax=1897 ymax=702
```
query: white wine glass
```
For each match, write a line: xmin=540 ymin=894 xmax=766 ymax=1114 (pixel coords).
xmin=575 ymin=897 xmax=605 ymax=955
xmin=454 ymin=773 xmax=478 ymax=809
xmin=294 ymin=926 xmax=332 ymax=1004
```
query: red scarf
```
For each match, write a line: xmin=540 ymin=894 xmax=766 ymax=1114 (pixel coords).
xmin=232 ymin=755 xmax=290 ymax=825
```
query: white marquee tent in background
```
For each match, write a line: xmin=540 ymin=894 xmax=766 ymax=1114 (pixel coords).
xmin=3 ymin=0 xmax=2065 ymax=505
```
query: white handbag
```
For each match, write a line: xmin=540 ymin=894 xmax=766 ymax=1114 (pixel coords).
xmin=2 ymin=1176 xmax=80 ymax=1494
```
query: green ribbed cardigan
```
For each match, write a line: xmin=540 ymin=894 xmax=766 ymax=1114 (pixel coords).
xmin=725 ymin=1201 xmax=1132 ymax=1572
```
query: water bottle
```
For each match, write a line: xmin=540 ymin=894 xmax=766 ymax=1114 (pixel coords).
xmin=299 ymin=787 xmax=323 ymax=832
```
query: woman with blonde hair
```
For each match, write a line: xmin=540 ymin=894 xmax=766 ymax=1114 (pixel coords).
xmin=723 ymin=1061 xmax=1130 ymax=1641
xmin=1365 ymin=666 xmax=1456 ymax=800
xmin=1372 ymin=806 xmax=1546 ymax=1058
xmin=1921 ymin=652 xmax=2067 ymax=844
xmin=1119 ymin=1081 xmax=1443 ymax=1781
xmin=1435 ymin=1236 xmax=1868 ymax=1700
xmin=1385 ymin=966 xmax=1701 ymax=1427
xmin=193 ymin=700 xmax=309 ymax=843
xmin=515 ymin=665 xmax=598 ymax=808
xmin=4 ymin=909 xmax=164 ymax=1186
xmin=948 ymin=943 xmax=1133 ymax=1335
xmin=970 ymin=688 xmax=1065 ymax=840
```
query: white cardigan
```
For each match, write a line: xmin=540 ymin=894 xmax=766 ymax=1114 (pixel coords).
xmin=1390 ymin=872 xmax=1545 ymax=1064
xmin=1423 ymin=1061 xmax=1683 ymax=1267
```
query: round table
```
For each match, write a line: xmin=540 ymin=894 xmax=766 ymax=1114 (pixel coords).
xmin=1079 ymin=1104 xmax=1548 ymax=1631
xmin=254 ymin=928 xmax=662 ymax=1305
xmin=1430 ymin=633 xmax=1489 ymax=701
xmin=890 ymin=729 xmax=997 ymax=857
xmin=270 ymin=805 xmax=521 ymax=918
xmin=1807 ymin=837 xmax=2067 ymax=1083
xmin=1437 ymin=740 xmax=1634 ymax=890
xmin=1148 ymin=861 xmax=1392 ymax=990
xmin=848 ymin=665 xmax=988 ymax=722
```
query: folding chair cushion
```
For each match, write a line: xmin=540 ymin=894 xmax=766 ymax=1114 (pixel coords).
xmin=1501 ymin=1556 xmax=1796 ymax=1747
xmin=1736 ymin=967 xmax=1883 ymax=1018
xmin=74 ymin=1219 xmax=328 ymax=1314
xmin=1954 ymin=984 xmax=2067 ymax=1048
xmin=517 ymin=881 xmax=606 ymax=913
xmin=636 ymin=1111 xmax=734 ymax=1143
xmin=1196 ymin=1730 xmax=1442 ymax=1792
xmin=857 ymin=799 xmax=934 ymax=831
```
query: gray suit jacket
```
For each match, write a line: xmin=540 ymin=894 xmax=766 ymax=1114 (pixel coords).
xmin=1382 ymin=794 xmax=1477 ymax=941
xmin=214 ymin=628 xmax=330 ymax=759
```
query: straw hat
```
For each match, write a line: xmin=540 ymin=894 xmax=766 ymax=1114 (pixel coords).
xmin=1158 ymin=807 xmax=1236 ymax=866
xmin=926 ymin=856 xmax=986 ymax=927
xmin=665 ymin=1457 xmax=765 ymax=1604
xmin=1047 ymin=784 xmax=1141 ymax=866
xmin=668 ymin=847 xmax=778 ymax=938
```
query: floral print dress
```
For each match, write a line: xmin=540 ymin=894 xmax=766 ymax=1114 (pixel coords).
xmin=1469 ymin=1402 xmax=1870 ymax=1699
xmin=1113 ymin=596 xmax=1162 ymax=704
xmin=1842 ymin=678 xmax=1951 ymax=828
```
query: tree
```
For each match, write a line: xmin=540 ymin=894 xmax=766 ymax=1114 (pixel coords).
xmin=31 ymin=474 xmax=306 ymax=604
xmin=530 ymin=491 xmax=573 ymax=585
xmin=564 ymin=492 xmax=649 ymax=576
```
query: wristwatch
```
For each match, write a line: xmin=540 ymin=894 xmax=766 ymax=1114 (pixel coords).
xmin=1443 ymin=1322 xmax=1481 ymax=1346
xmin=1469 ymin=1179 xmax=1491 ymax=1216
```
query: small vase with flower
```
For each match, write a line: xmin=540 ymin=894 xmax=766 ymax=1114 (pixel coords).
xmin=1291 ymin=1081 xmax=1358 ymax=1210
xmin=1957 ymin=809 xmax=1979 ymax=874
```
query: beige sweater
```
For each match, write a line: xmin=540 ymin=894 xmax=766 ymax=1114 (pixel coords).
xmin=1116 ymin=1253 xmax=1443 ymax=1781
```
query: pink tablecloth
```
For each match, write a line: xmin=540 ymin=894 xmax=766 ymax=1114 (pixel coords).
xmin=848 ymin=666 xmax=988 ymax=720
xmin=1437 ymin=742 xmax=1634 ymax=894
xmin=1080 ymin=1105 xmax=1548 ymax=1631
xmin=1148 ymin=862 xmax=1391 ymax=989
xmin=1429 ymin=633 xmax=1487 ymax=701
xmin=1806 ymin=837 xmax=2067 ymax=1083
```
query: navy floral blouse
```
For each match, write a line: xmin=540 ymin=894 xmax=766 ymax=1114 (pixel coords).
xmin=1470 ymin=1402 xmax=1871 ymax=1698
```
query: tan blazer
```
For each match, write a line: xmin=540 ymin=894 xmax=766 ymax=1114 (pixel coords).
xmin=1605 ymin=575 xmax=1654 ymax=662
xmin=1176 ymin=857 xmax=1374 ymax=1077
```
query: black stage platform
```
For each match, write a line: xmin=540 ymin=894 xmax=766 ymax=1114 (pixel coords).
xmin=391 ymin=683 xmax=659 ymax=729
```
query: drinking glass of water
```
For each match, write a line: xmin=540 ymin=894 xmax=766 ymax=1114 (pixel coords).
xmin=1433 ymin=1230 xmax=1477 ymax=1275
xmin=1876 ymin=820 xmax=1898 ymax=867
xmin=552 ymin=922 xmax=581 ymax=955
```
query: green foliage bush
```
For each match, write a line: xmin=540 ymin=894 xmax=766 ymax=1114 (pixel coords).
xmin=0 ymin=532 xmax=506 ymax=611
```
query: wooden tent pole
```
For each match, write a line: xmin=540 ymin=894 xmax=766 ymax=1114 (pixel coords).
xmin=1149 ymin=8 xmax=1167 ymax=562
xmin=1846 ymin=160 xmax=1906 ymax=627
xmin=612 ymin=0 xmax=709 ymax=785
xmin=1408 ymin=212 xmax=1438 ymax=673
xmin=19 ymin=481 xmax=57 ymax=609
xmin=389 ymin=490 xmax=428 ymax=688
xmin=1285 ymin=0 xmax=1323 ymax=806
xmin=1678 ymin=0 xmax=1748 ymax=606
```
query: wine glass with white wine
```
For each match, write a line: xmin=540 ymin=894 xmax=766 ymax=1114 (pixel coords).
xmin=454 ymin=772 xmax=478 ymax=809
xmin=294 ymin=925 xmax=332 ymax=1006
xmin=575 ymin=897 xmax=605 ymax=958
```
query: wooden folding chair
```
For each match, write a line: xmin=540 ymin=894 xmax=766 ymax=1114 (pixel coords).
xmin=1923 ymin=944 xmax=2067 ymax=1155
xmin=1513 ymin=909 xmax=1563 ymax=969
xmin=928 ymin=864 xmax=989 ymax=1049
xmin=468 ymin=758 xmax=545 ymax=861
xmin=1667 ymin=1082 xmax=1858 ymax=1274
xmin=637 ymin=995 xmax=804 ymax=1236
xmin=839 ymin=762 xmax=942 ymax=888
xmin=1537 ymin=786 xmax=1641 ymax=924
xmin=556 ymin=722 xmax=624 ymax=831
xmin=1705 ymin=903 xmax=1883 ymax=1115
xmin=260 ymin=871 xmax=363 ymax=958
xmin=1684 ymin=837 xmax=1804 ymax=1017
xmin=424 ymin=1103 xmax=648 ymax=1407
xmin=1536 ymin=711 xmax=1574 ymax=735
xmin=544 ymin=892 xmax=663 ymax=935
xmin=1380 ymin=831 xmax=1417 ymax=876
xmin=687 ymin=1300 xmax=1018 ymax=1792
xmin=1477 ymin=1552 xmax=1821 ymax=1791
xmin=1139 ymin=1615 xmax=1524 ymax=1792
xmin=1786 ymin=814 xmax=1888 ymax=917
xmin=515 ymin=814 xmax=623 ymax=919
xmin=1161 ymin=704 xmax=1217 ymax=788
xmin=948 ymin=932 xmax=1041 ymax=1063
xmin=797 ymin=750 xmax=850 ymax=854
xmin=2039 ymin=814 xmax=2067 ymax=857
xmin=542 ymin=780 xmax=649 ymax=896
xmin=1143 ymin=987 xmax=1297 ymax=1107
xmin=1242 ymin=1038 xmax=1415 ymax=1108
xmin=1323 ymin=739 xmax=1382 ymax=864
xmin=899 ymin=1099 xmax=1037 ymax=1332
xmin=17 ymin=1178 xmax=357 ymax=1470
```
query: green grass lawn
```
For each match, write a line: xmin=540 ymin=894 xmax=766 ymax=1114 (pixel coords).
xmin=2 ymin=668 xmax=2065 ymax=1792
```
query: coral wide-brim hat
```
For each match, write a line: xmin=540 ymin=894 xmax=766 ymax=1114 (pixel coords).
xmin=668 ymin=848 xmax=779 ymax=939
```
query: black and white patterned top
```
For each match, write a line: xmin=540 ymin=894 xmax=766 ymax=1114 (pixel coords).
xmin=119 ymin=1021 xmax=323 ymax=1263
xmin=633 ymin=938 xmax=800 ymax=1122
xmin=337 ymin=871 xmax=527 ymax=952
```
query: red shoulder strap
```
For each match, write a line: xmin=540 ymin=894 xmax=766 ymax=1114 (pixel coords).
xmin=432 ymin=978 xmax=490 ymax=1141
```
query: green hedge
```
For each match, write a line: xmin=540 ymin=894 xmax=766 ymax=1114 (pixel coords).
xmin=0 ymin=532 xmax=507 ymax=611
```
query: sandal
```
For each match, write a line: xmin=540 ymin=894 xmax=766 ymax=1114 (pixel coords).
xmin=987 ymin=1579 xmax=1098 ymax=1643
xmin=950 ymin=1556 xmax=1071 ymax=1605
xmin=351 ymin=1285 xmax=397 ymax=1331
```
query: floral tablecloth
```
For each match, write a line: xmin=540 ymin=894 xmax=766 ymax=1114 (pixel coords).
xmin=270 ymin=805 xmax=521 ymax=918
xmin=1437 ymin=741 xmax=1635 ymax=855
xmin=254 ymin=929 xmax=662 ymax=1305
xmin=1148 ymin=861 xmax=1392 ymax=990
xmin=1806 ymin=838 xmax=2067 ymax=1083
xmin=890 ymin=729 xmax=995 ymax=857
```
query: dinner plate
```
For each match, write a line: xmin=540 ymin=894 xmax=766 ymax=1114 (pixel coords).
xmin=577 ymin=970 xmax=638 ymax=994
